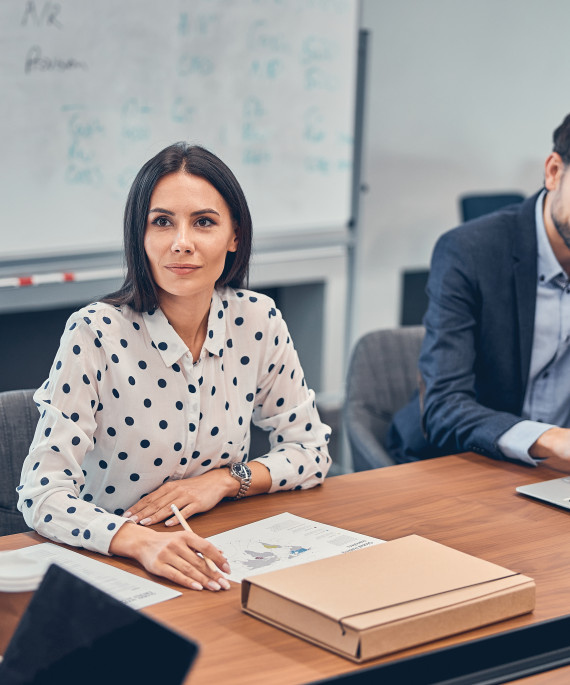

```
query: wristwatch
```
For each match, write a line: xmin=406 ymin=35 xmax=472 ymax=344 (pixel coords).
xmin=228 ymin=462 xmax=252 ymax=499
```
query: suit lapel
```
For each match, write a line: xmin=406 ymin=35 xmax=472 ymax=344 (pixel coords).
xmin=512 ymin=193 xmax=540 ymax=400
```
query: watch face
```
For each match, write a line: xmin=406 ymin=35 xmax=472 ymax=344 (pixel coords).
xmin=232 ymin=462 xmax=251 ymax=479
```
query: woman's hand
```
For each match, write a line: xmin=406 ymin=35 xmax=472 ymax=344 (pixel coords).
xmin=124 ymin=468 xmax=239 ymax=526
xmin=109 ymin=522 xmax=231 ymax=591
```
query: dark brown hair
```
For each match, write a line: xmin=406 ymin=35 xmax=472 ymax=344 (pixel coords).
xmin=104 ymin=143 xmax=252 ymax=312
xmin=553 ymin=114 xmax=570 ymax=166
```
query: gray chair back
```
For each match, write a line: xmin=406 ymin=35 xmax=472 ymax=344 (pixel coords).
xmin=0 ymin=389 xmax=38 ymax=535
xmin=345 ymin=326 xmax=425 ymax=471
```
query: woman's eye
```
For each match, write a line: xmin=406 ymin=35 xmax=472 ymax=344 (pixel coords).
xmin=152 ymin=216 xmax=172 ymax=228
xmin=196 ymin=217 xmax=214 ymax=228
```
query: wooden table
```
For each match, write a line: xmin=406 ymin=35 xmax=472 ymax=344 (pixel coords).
xmin=3 ymin=453 xmax=570 ymax=684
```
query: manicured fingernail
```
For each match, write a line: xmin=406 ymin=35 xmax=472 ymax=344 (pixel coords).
xmin=191 ymin=582 xmax=203 ymax=591
xmin=165 ymin=519 xmax=176 ymax=526
xmin=222 ymin=562 xmax=231 ymax=573
xmin=140 ymin=518 xmax=151 ymax=526
xmin=207 ymin=580 xmax=221 ymax=591
xmin=124 ymin=511 xmax=132 ymax=518
xmin=219 ymin=578 xmax=231 ymax=590
xmin=128 ymin=515 xmax=138 ymax=523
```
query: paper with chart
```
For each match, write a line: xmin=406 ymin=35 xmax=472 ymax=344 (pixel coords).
xmin=207 ymin=512 xmax=385 ymax=583
xmin=0 ymin=544 xmax=181 ymax=609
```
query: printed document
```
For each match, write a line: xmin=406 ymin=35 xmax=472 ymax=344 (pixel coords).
xmin=0 ymin=543 xmax=180 ymax=609
xmin=207 ymin=512 xmax=384 ymax=583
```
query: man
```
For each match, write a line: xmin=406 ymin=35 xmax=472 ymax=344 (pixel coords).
xmin=388 ymin=113 xmax=570 ymax=465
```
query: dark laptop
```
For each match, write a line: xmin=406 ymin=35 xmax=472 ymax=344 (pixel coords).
xmin=0 ymin=563 xmax=198 ymax=685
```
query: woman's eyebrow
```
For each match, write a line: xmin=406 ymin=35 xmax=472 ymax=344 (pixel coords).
xmin=190 ymin=208 xmax=220 ymax=217
xmin=149 ymin=207 xmax=175 ymax=215
xmin=148 ymin=207 xmax=221 ymax=216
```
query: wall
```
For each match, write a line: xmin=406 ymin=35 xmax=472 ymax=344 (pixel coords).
xmin=352 ymin=0 xmax=570 ymax=346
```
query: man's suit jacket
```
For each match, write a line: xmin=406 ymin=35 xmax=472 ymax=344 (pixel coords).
xmin=388 ymin=192 xmax=541 ymax=462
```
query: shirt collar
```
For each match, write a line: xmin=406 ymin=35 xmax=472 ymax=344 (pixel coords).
xmin=141 ymin=288 xmax=228 ymax=367
xmin=203 ymin=288 xmax=227 ymax=359
xmin=535 ymin=189 xmax=565 ymax=285
xmin=142 ymin=307 xmax=188 ymax=367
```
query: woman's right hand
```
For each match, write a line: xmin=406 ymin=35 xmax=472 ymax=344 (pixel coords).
xmin=109 ymin=522 xmax=231 ymax=591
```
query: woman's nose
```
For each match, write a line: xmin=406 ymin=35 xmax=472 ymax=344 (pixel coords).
xmin=171 ymin=226 xmax=194 ymax=253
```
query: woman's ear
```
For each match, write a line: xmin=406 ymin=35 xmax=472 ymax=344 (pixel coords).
xmin=228 ymin=225 xmax=239 ymax=253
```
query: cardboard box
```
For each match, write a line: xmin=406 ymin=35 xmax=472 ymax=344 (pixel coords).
xmin=241 ymin=535 xmax=535 ymax=662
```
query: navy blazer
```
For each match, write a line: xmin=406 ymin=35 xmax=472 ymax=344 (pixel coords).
xmin=389 ymin=192 xmax=540 ymax=461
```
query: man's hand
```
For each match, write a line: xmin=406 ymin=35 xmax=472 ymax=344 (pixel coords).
xmin=529 ymin=427 xmax=570 ymax=460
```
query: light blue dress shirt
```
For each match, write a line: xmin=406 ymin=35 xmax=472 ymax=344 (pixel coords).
xmin=498 ymin=190 xmax=570 ymax=465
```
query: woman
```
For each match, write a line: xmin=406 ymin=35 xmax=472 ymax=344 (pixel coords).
xmin=18 ymin=143 xmax=331 ymax=592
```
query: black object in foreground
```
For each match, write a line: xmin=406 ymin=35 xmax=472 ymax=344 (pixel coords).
xmin=0 ymin=563 xmax=198 ymax=685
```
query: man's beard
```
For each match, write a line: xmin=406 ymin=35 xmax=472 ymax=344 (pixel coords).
xmin=551 ymin=201 xmax=570 ymax=251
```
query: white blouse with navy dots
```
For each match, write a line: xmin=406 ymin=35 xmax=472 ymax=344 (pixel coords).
xmin=17 ymin=287 xmax=331 ymax=555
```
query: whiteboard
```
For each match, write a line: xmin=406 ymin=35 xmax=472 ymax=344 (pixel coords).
xmin=0 ymin=0 xmax=359 ymax=259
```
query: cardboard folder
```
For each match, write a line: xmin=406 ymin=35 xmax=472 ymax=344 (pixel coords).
xmin=241 ymin=535 xmax=535 ymax=662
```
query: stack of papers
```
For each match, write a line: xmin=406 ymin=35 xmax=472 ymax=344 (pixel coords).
xmin=0 ymin=544 xmax=180 ymax=609
xmin=0 ymin=548 xmax=46 ymax=593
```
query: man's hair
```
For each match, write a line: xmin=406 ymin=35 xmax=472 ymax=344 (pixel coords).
xmin=553 ymin=114 xmax=570 ymax=165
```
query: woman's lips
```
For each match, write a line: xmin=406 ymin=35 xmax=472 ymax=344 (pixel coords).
xmin=165 ymin=264 xmax=200 ymax=275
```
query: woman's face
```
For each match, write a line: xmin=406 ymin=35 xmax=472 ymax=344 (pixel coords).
xmin=144 ymin=171 xmax=238 ymax=304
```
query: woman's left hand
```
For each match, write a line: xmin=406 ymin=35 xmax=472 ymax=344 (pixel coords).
xmin=124 ymin=468 xmax=237 ymax=526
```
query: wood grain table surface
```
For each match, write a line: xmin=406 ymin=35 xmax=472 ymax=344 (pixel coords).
xmin=3 ymin=453 xmax=570 ymax=684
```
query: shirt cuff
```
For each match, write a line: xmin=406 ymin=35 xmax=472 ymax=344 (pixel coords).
xmin=497 ymin=420 xmax=555 ymax=466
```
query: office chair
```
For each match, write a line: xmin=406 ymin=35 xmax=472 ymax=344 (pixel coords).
xmin=400 ymin=269 xmax=430 ymax=326
xmin=459 ymin=192 xmax=525 ymax=222
xmin=344 ymin=326 xmax=425 ymax=471
xmin=0 ymin=389 xmax=38 ymax=535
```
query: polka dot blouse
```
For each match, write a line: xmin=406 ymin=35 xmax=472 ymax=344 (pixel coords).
xmin=17 ymin=287 xmax=331 ymax=555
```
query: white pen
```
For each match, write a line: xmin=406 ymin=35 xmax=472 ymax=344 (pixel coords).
xmin=169 ymin=503 xmax=220 ymax=575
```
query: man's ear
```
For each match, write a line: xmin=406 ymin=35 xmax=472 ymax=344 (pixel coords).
xmin=545 ymin=152 xmax=565 ymax=191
